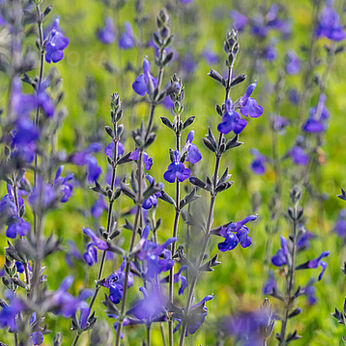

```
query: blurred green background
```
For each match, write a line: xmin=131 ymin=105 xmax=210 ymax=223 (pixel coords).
xmin=1 ymin=0 xmax=346 ymax=345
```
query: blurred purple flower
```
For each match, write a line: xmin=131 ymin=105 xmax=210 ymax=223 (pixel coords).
xmin=91 ymin=195 xmax=107 ymax=218
xmin=129 ymin=149 xmax=153 ymax=170
xmin=289 ymin=145 xmax=309 ymax=165
xmin=54 ymin=166 xmax=74 ymax=203
xmin=333 ymin=209 xmax=346 ymax=243
xmin=288 ymin=89 xmax=300 ymax=105
xmin=105 ymin=141 xmax=125 ymax=158
xmin=5 ymin=216 xmax=30 ymax=238
xmin=270 ymin=114 xmax=288 ymax=133
xmin=285 ymin=50 xmax=301 ymax=75
xmin=229 ymin=11 xmax=248 ymax=32
xmin=142 ymin=175 xmax=162 ymax=210
xmin=303 ymin=94 xmax=329 ymax=133
xmin=118 ymin=22 xmax=135 ymax=49
xmin=263 ymin=270 xmax=277 ymax=295
xmin=97 ymin=17 xmax=116 ymax=44
xmin=304 ymin=279 xmax=317 ymax=305
xmin=271 ymin=236 xmax=288 ymax=266
xmin=250 ymin=149 xmax=267 ymax=175
xmin=316 ymin=2 xmax=346 ymax=41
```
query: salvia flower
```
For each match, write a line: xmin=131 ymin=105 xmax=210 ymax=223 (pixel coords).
xmin=97 ymin=17 xmax=116 ymax=44
xmin=91 ymin=195 xmax=107 ymax=218
xmin=30 ymin=313 xmax=44 ymax=345
xmin=83 ymin=243 xmax=98 ymax=266
xmin=250 ymin=149 xmax=267 ymax=175
xmin=28 ymin=179 xmax=57 ymax=211
xmin=45 ymin=17 xmax=69 ymax=63
xmin=0 ymin=291 xmax=25 ymax=331
xmin=296 ymin=251 xmax=330 ymax=281
xmin=302 ymin=94 xmax=329 ymax=133
xmin=83 ymin=228 xmax=108 ymax=250
xmin=270 ymin=114 xmax=288 ymax=133
xmin=297 ymin=229 xmax=316 ymax=250
xmin=184 ymin=129 xmax=202 ymax=164
xmin=304 ymin=279 xmax=317 ymax=305
xmin=289 ymin=145 xmax=309 ymax=165
xmin=263 ymin=270 xmax=277 ymax=295
xmin=175 ymin=295 xmax=214 ymax=336
xmin=316 ymin=1 xmax=346 ymax=41
xmin=105 ymin=141 xmax=124 ymax=158
xmin=239 ymin=82 xmax=263 ymax=118
xmin=132 ymin=58 xmax=158 ymax=96
xmin=53 ymin=166 xmax=74 ymax=203
xmin=163 ymin=150 xmax=191 ymax=183
xmin=5 ymin=216 xmax=30 ymax=238
xmin=217 ymin=99 xmax=247 ymax=135
xmin=217 ymin=215 xmax=257 ymax=252
xmin=174 ymin=266 xmax=188 ymax=295
xmin=333 ymin=209 xmax=346 ymax=243
xmin=229 ymin=11 xmax=248 ymax=32
xmin=118 ymin=22 xmax=135 ymax=49
xmin=142 ymin=175 xmax=162 ymax=210
xmin=129 ymin=149 xmax=153 ymax=170
xmin=271 ymin=236 xmax=289 ymax=266
xmin=285 ymin=50 xmax=301 ymax=75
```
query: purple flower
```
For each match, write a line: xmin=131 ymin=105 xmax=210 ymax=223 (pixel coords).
xmin=333 ymin=209 xmax=346 ymax=243
xmin=83 ymin=243 xmax=98 ymax=266
xmin=142 ymin=175 xmax=162 ymax=210
xmin=45 ymin=18 xmax=69 ymax=63
xmin=218 ymin=99 xmax=247 ymax=135
xmin=132 ymin=58 xmax=158 ymax=96
xmin=0 ymin=194 xmax=18 ymax=224
xmin=129 ymin=149 xmax=153 ymax=170
xmin=179 ymin=53 xmax=197 ymax=76
xmin=83 ymin=228 xmax=108 ymax=250
xmin=289 ymin=145 xmax=309 ymax=165
xmin=97 ymin=17 xmax=116 ymax=44
xmin=5 ymin=216 xmax=30 ymax=238
xmin=54 ymin=166 xmax=74 ymax=203
xmin=12 ymin=118 xmax=40 ymax=146
xmin=104 ymin=263 xmax=134 ymax=304
xmin=201 ymin=45 xmax=220 ymax=64
xmin=175 ymin=295 xmax=214 ymax=336
xmin=105 ymin=141 xmax=125 ymax=158
xmin=296 ymin=251 xmax=330 ymax=281
xmin=30 ymin=313 xmax=44 ymax=345
xmin=271 ymin=236 xmax=289 ymax=266
xmin=316 ymin=2 xmax=346 ymax=41
xmin=174 ymin=266 xmax=188 ymax=295
xmin=65 ymin=240 xmax=82 ymax=267
xmin=285 ymin=50 xmax=301 ymax=75
xmin=303 ymin=94 xmax=329 ymax=133
xmin=229 ymin=11 xmax=248 ymax=32
xmin=217 ymin=215 xmax=257 ymax=252
xmin=137 ymin=226 xmax=176 ymax=279
xmin=270 ymin=114 xmax=288 ymax=133
xmin=297 ymin=230 xmax=315 ymax=250
xmin=163 ymin=150 xmax=191 ymax=183
xmin=304 ymin=279 xmax=317 ymax=305
xmin=250 ymin=149 xmax=267 ymax=175
xmin=263 ymin=270 xmax=277 ymax=295
xmin=288 ymin=89 xmax=300 ymax=105
xmin=262 ymin=42 xmax=277 ymax=61
xmin=91 ymin=195 xmax=107 ymax=218
xmin=240 ymin=82 xmax=263 ymax=118
xmin=28 ymin=180 xmax=57 ymax=211
xmin=184 ymin=129 xmax=202 ymax=164
xmin=0 ymin=291 xmax=25 ymax=331
xmin=127 ymin=285 xmax=167 ymax=324
xmin=118 ymin=22 xmax=135 ymax=49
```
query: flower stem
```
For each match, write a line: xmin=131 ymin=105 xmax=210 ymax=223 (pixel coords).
xmin=179 ymin=64 xmax=232 ymax=345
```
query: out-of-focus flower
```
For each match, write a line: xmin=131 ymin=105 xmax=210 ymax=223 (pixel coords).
xmin=285 ymin=50 xmax=301 ymax=75
xmin=163 ymin=150 xmax=191 ymax=183
xmin=45 ymin=18 xmax=69 ymax=63
xmin=229 ymin=11 xmax=248 ymax=32
xmin=289 ymin=144 xmax=309 ymax=165
xmin=5 ymin=216 xmax=30 ymax=238
xmin=333 ymin=209 xmax=346 ymax=243
xmin=174 ymin=295 xmax=214 ymax=336
xmin=271 ymin=236 xmax=289 ymax=266
xmin=263 ymin=270 xmax=277 ymax=295
xmin=53 ymin=166 xmax=74 ymax=203
xmin=129 ymin=149 xmax=153 ymax=170
xmin=0 ymin=291 xmax=25 ymax=331
xmin=288 ymin=89 xmax=300 ymax=105
xmin=118 ymin=22 xmax=135 ymax=49
xmin=91 ymin=195 xmax=107 ymax=218
xmin=302 ymin=94 xmax=329 ymax=133
xmin=316 ymin=2 xmax=346 ymax=41
xmin=142 ymin=175 xmax=162 ymax=210
xmin=304 ymin=279 xmax=317 ymax=305
xmin=250 ymin=149 xmax=267 ymax=175
xmin=28 ymin=179 xmax=57 ymax=211
xmin=97 ymin=17 xmax=116 ymax=44
xmin=105 ymin=141 xmax=125 ymax=158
